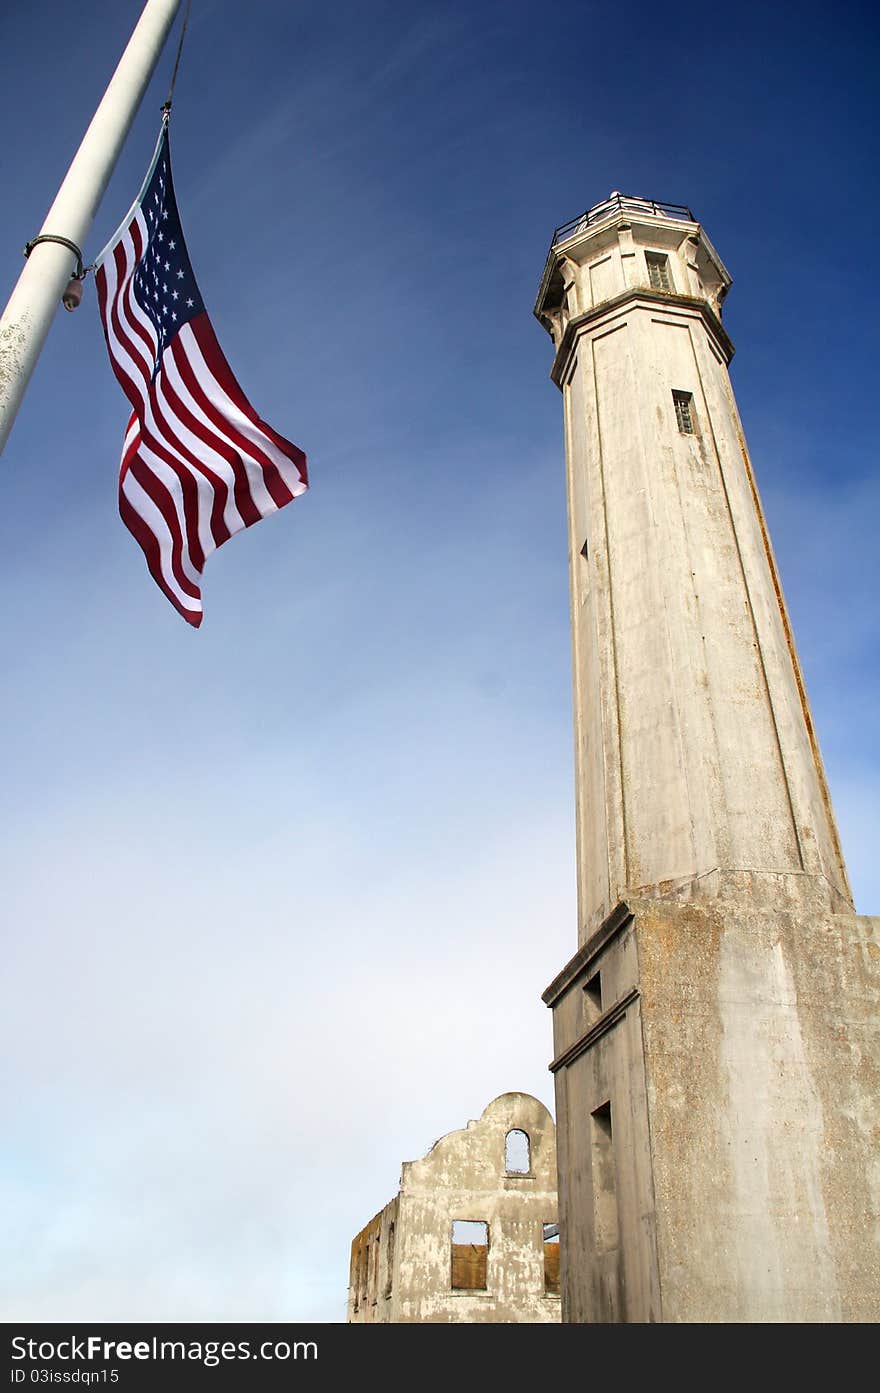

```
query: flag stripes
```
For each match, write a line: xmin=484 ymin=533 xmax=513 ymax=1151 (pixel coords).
xmin=95 ymin=128 xmax=307 ymax=626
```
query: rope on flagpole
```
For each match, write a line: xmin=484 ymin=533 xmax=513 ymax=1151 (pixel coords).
xmin=160 ymin=0 xmax=191 ymax=121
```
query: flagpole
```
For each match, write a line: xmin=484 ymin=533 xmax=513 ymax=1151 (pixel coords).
xmin=0 ymin=0 xmax=182 ymax=457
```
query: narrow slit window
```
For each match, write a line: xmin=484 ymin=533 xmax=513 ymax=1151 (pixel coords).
xmin=583 ymin=969 xmax=602 ymax=1024
xmin=646 ymin=251 xmax=671 ymax=290
xmin=451 ymin=1219 xmax=489 ymax=1290
xmin=673 ymin=389 xmax=695 ymax=434
xmin=505 ymin=1128 xmax=531 ymax=1174
xmin=543 ymin=1222 xmax=560 ymax=1295
xmin=591 ymin=1101 xmax=620 ymax=1254
xmin=384 ymin=1221 xmax=395 ymax=1299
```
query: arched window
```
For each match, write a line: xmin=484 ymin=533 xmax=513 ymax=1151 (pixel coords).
xmin=505 ymin=1128 xmax=531 ymax=1174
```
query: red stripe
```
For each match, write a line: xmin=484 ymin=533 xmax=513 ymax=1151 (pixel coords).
xmin=193 ymin=315 xmax=308 ymax=486
xmin=120 ymin=220 xmax=156 ymax=362
xmin=168 ymin=330 xmax=269 ymax=524
xmin=152 ymin=364 xmax=242 ymax=542
xmin=108 ymin=238 xmax=154 ymax=404
xmin=126 ymin=452 xmax=201 ymax=602
xmin=118 ymin=412 xmax=203 ymax=610
xmin=96 ymin=263 xmax=145 ymax=410
xmin=136 ymin=380 xmax=215 ymax=570
xmin=98 ymin=240 xmax=154 ymax=415
xmin=99 ymin=175 xmax=307 ymax=626
xmin=119 ymin=485 xmax=202 ymax=628
xmin=180 ymin=320 xmax=295 ymax=511
xmin=103 ymin=342 xmax=209 ymax=577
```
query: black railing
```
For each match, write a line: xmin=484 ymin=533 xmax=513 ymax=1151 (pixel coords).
xmin=552 ymin=194 xmax=696 ymax=245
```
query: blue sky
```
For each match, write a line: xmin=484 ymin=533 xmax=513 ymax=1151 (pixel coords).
xmin=1 ymin=0 xmax=877 ymax=1322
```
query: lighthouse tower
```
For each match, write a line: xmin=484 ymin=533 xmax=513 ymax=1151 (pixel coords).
xmin=535 ymin=193 xmax=879 ymax=1322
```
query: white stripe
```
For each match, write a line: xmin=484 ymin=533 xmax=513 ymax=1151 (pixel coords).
xmin=120 ymin=211 xmax=160 ymax=362
xmin=139 ymin=381 xmax=220 ymax=565
xmin=161 ymin=347 xmax=277 ymax=522
xmin=122 ymin=415 xmax=139 ymax=454
xmin=101 ymin=227 xmax=154 ymax=395
xmin=180 ymin=324 xmax=307 ymax=495
xmin=140 ymin=373 xmax=227 ymax=562
xmin=107 ymin=224 xmax=154 ymax=382
xmin=125 ymin=436 xmax=205 ymax=587
xmin=149 ymin=362 xmax=248 ymax=536
xmin=120 ymin=416 xmax=202 ymax=595
xmin=120 ymin=467 xmax=202 ymax=618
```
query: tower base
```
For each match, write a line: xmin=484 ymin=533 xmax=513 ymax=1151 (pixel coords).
xmin=543 ymin=891 xmax=880 ymax=1322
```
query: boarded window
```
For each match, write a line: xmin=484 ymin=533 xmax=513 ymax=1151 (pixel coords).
xmin=505 ymin=1128 xmax=531 ymax=1174
xmin=451 ymin=1219 xmax=489 ymax=1290
xmin=543 ymin=1222 xmax=560 ymax=1295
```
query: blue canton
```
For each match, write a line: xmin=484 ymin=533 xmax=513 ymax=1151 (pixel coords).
xmin=131 ymin=131 xmax=205 ymax=375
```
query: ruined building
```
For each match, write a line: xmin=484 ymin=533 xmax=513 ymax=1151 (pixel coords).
xmin=347 ymin=1093 xmax=561 ymax=1323
xmin=534 ymin=193 xmax=879 ymax=1322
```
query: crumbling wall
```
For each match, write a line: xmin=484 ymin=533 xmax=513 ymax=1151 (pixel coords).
xmin=346 ymin=1193 xmax=400 ymax=1324
xmin=392 ymin=1093 xmax=561 ymax=1323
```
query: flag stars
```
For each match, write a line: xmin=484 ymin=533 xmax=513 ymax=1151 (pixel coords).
xmin=186 ymin=297 xmax=194 ymax=307
xmin=176 ymin=270 xmax=184 ymax=279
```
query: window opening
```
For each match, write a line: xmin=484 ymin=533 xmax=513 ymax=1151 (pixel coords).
xmin=451 ymin=1219 xmax=489 ymax=1290
xmin=591 ymin=1101 xmax=620 ymax=1253
xmin=543 ymin=1222 xmax=560 ymax=1295
xmin=583 ymin=970 xmax=602 ymax=1023
xmin=673 ymin=389 xmax=695 ymax=434
xmin=505 ymin=1128 xmax=531 ymax=1174
xmin=646 ymin=251 xmax=671 ymax=290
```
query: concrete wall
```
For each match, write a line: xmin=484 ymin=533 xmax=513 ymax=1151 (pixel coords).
xmin=545 ymin=899 xmax=880 ymax=1322
xmin=346 ymin=1195 xmax=399 ymax=1323
xmin=347 ymin=1093 xmax=561 ymax=1323
xmin=537 ymin=206 xmax=850 ymax=941
xmin=535 ymin=195 xmax=879 ymax=1322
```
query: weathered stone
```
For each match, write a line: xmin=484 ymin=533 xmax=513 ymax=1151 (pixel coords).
xmin=535 ymin=194 xmax=880 ymax=1323
xmin=347 ymin=1093 xmax=561 ymax=1323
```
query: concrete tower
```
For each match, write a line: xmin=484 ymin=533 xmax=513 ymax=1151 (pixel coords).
xmin=535 ymin=193 xmax=879 ymax=1322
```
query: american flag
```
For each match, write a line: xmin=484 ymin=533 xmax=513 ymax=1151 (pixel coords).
xmin=95 ymin=124 xmax=308 ymax=627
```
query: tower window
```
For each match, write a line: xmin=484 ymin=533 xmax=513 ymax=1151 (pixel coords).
xmin=583 ymin=969 xmax=602 ymax=1024
xmin=646 ymin=252 xmax=671 ymax=290
xmin=543 ymin=1223 xmax=561 ymax=1295
xmin=673 ymin=390 xmax=695 ymax=434
xmin=505 ymin=1128 xmax=531 ymax=1174
xmin=591 ymin=1101 xmax=620 ymax=1254
xmin=451 ymin=1220 xmax=489 ymax=1290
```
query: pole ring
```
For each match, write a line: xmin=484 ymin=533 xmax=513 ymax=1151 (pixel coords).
xmin=23 ymin=235 xmax=85 ymax=281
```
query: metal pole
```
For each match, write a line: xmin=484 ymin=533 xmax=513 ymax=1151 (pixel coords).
xmin=0 ymin=0 xmax=182 ymax=456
